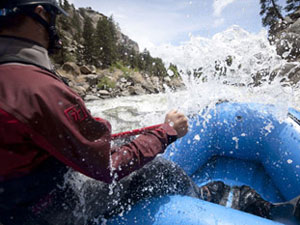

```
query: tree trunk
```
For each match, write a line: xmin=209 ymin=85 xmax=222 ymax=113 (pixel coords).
xmin=271 ymin=0 xmax=285 ymax=21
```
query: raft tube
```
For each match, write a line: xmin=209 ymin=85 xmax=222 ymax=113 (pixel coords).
xmin=107 ymin=102 xmax=300 ymax=225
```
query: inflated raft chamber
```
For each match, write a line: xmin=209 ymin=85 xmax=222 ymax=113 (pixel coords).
xmin=107 ymin=102 xmax=300 ymax=225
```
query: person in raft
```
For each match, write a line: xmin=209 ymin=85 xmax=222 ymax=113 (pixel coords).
xmin=0 ymin=0 xmax=299 ymax=224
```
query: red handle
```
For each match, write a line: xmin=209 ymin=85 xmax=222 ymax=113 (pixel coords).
xmin=111 ymin=124 xmax=163 ymax=140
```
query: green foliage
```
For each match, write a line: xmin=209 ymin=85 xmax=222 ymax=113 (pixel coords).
xmin=51 ymin=47 xmax=76 ymax=64
xmin=259 ymin=0 xmax=300 ymax=33
xmin=117 ymin=46 xmax=139 ymax=69
xmin=94 ymin=16 xmax=118 ymax=68
xmin=53 ymin=6 xmax=176 ymax=80
xmin=285 ymin=0 xmax=300 ymax=14
xmin=168 ymin=63 xmax=180 ymax=78
xmin=259 ymin=0 xmax=284 ymax=27
xmin=97 ymin=76 xmax=116 ymax=90
xmin=150 ymin=58 xmax=167 ymax=77
xmin=82 ymin=17 xmax=96 ymax=64
xmin=71 ymin=12 xmax=81 ymax=32
xmin=71 ymin=11 xmax=82 ymax=42
xmin=63 ymin=0 xmax=71 ymax=11
xmin=57 ymin=15 xmax=70 ymax=32
xmin=111 ymin=61 xmax=135 ymax=78
xmin=60 ymin=50 xmax=76 ymax=63
xmin=134 ymin=49 xmax=167 ymax=77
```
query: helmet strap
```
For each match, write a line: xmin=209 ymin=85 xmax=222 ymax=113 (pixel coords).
xmin=25 ymin=10 xmax=62 ymax=54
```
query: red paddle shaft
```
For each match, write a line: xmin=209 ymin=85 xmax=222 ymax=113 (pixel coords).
xmin=111 ymin=124 xmax=163 ymax=140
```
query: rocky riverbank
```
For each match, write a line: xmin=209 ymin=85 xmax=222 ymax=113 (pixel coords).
xmin=56 ymin=62 xmax=184 ymax=101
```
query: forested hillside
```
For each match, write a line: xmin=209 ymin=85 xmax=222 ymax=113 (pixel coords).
xmin=53 ymin=0 xmax=178 ymax=78
xmin=51 ymin=0 xmax=182 ymax=100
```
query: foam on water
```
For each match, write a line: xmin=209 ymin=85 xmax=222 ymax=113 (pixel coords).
xmin=71 ymin=25 xmax=300 ymax=224
xmin=87 ymin=25 xmax=300 ymax=127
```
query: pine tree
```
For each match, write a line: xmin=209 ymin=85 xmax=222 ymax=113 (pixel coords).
xmin=285 ymin=0 xmax=300 ymax=14
xmin=107 ymin=16 xmax=118 ymax=65
xmin=259 ymin=0 xmax=284 ymax=27
xmin=71 ymin=11 xmax=82 ymax=42
xmin=94 ymin=15 xmax=118 ymax=68
xmin=63 ymin=0 xmax=70 ymax=11
xmin=137 ymin=50 xmax=146 ymax=71
xmin=142 ymin=49 xmax=151 ymax=71
xmin=168 ymin=63 xmax=180 ymax=78
xmin=82 ymin=17 xmax=96 ymax=64
xmin=151 ymin=58 xmax=167 ymax=77
xmin=129 ymin=49 xmax=139 ymax=69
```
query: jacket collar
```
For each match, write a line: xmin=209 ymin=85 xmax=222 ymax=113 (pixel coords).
xmin=0 ymin=35 xmax=53 ymax=71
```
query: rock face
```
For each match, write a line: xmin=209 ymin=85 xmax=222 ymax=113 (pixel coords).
xmin=274 ymin=62 xmax=300 ymax=84
xmin=266 ymin=11 xmax=300 ymax=85
xmin=80 ymin=65 xmax=96 ymax=74
xmin=62 ymin=62 xmax=81 ymax=76
xmin=53 ymin=4 xmax=183 ymax=99
xmin=271 ymin=12 xmax=300 ymax=61
xmin=80 ymin=7 xmax=140 ymax=52
xmin=116 ymin=29 xmax=140 ymax=53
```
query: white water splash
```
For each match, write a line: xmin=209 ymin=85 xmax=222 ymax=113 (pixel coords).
xmin=72 ymin=25 xmax=300 ymax=224
xmin=86 ymin=25 xmax=300 ymax=130
xmin=148 ymin=25 xmax=299 ymax=117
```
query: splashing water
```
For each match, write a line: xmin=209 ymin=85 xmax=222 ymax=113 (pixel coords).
xmin=149 ymin=26 xmax=300 ymax=117
xmin=87 ymin=25 xmax=300 ymax=127
xmin=68 ymin=25 xmax=300 ymax=224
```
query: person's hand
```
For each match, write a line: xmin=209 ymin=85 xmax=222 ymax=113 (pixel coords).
xmin=164 ymin=110 xmax=188 ymax=138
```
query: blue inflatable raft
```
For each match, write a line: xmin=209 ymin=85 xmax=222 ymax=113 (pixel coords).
xmin=107 ymin=102 xmax=300 ymax=225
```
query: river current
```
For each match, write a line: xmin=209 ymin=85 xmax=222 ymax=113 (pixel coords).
xmin=73 ymin=25 xmax=300 ymax=224
xmin=86 ymin=25 xmax=300 ymax=132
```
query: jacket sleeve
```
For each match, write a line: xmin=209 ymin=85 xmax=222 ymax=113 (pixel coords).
xmin=110 ymin=123 xmax=177 ymax=181
xmin=22 ymin=71 xmax=178 ymax=183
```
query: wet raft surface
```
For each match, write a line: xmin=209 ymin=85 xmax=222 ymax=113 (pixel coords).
xmin=107 ymin=103 xmax=300 ymax=225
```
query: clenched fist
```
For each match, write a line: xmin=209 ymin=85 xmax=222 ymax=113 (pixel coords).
xmin=164 ymin=110 xmax=189 ymax=138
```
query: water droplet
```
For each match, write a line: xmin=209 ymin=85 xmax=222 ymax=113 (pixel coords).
xmin=232 ymin=137 xmax=239 ymax=149
xmin=167 ymin=69 xmax=174 ymax=77
xmin=194 ymin=134 xmax=200 ymax=141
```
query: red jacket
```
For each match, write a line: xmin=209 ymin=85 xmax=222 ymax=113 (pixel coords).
xmin=0 ymin=64 xmax=177 ymax=183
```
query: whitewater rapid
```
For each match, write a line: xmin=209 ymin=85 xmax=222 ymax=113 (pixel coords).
xmin=73 ymin=25 xmax=300 ymax=225
xmin=86 ymin=25 xmax=300 ymax=132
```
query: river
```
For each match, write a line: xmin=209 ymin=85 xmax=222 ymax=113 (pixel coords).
xmin=74 ymin=25 xmax=300 ymax=224
xmin=86 ymin=25 xmax=300 ymax=132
